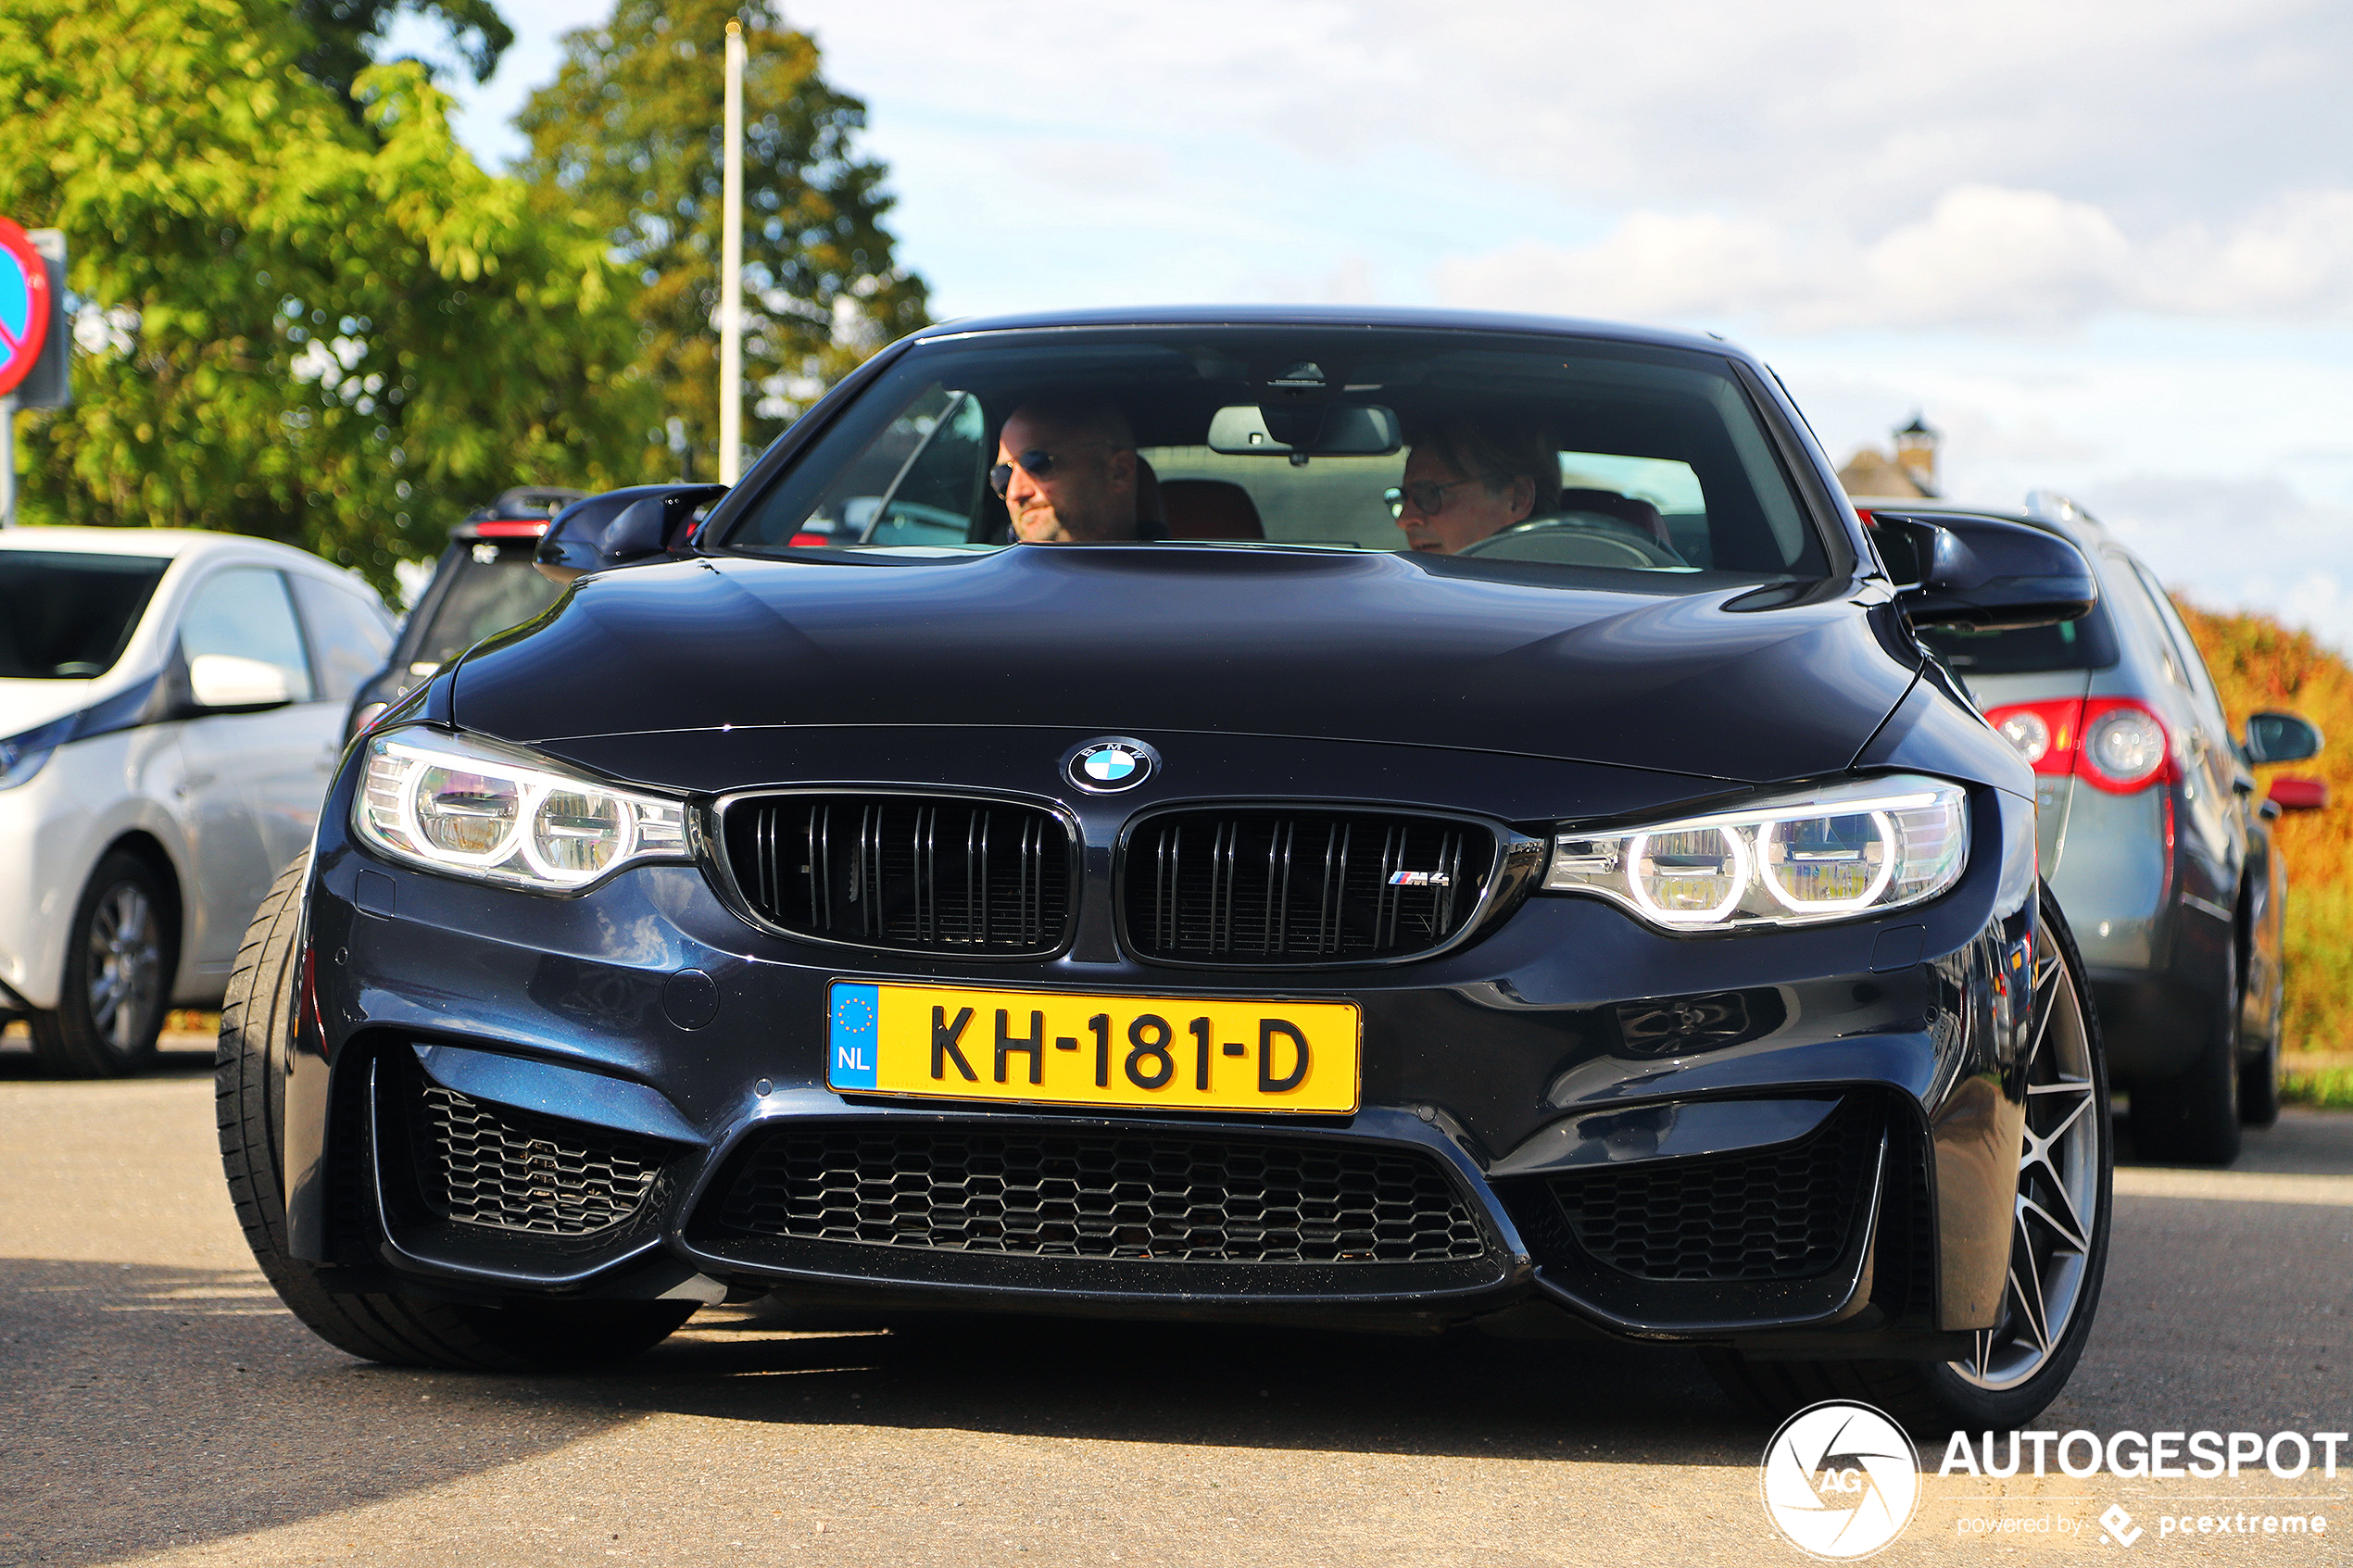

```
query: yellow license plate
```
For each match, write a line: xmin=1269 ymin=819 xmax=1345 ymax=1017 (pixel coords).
xmin=825 ymin=981 xmax=1360 ymax=1114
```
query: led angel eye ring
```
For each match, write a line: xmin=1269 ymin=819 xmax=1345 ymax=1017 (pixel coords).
xmin=1759 ymin=809 xmax=1899 ymax=912
xmin=1623 ymin=826 xmax=1751 ymax=923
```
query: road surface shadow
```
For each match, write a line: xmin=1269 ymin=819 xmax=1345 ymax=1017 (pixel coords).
xmin=2115 ymin=1103 xmax=2353 ymax=1175
xmin=636 ymin=1299 xmax=1763 ymax=1465
xmin=0 ymin=1254 xmax=1758 ymax=1566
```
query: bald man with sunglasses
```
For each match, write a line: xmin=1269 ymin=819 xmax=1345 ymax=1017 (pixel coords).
xmin=991 ymin=400 xmax=1156 ymax=544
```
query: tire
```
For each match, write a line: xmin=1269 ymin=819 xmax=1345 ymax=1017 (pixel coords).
xmin=1710 ymin=885 xmax=2113 ymax=1433
xmin=2239 ymin=981 xmax=2283 ymax=1129
xmin=28 ymin=850 xmax=175 ymax=1077
xmin=2132 ymin=943 xmax=2244 ymax=1165
xmin=217 ymin=854 xmax=696 ymax=1371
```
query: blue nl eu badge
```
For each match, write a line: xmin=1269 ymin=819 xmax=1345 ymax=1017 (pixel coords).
xmin=829 ymin=983 xmax=879 ymax=1089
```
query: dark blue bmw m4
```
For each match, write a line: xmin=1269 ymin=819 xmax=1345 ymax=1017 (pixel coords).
xmin=220 ymin=307 xmax=2113 ymax=1430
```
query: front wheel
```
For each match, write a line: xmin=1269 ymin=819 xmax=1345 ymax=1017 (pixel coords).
xmin=217 ymin=854 xmax=696 ymax=1371
xmin=1711 ymin=886 xmax=2113 ymax=1432
xmin=28 ymin=850 xmax=175 ymax=1077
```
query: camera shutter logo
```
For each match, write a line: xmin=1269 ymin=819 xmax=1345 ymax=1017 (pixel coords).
xmin=1759 ymin=1401 xmax=1920 ymax=1558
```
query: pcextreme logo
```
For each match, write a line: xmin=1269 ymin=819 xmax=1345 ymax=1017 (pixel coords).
xmin=1760 ymin=1400 xmax=1921 ymax=1559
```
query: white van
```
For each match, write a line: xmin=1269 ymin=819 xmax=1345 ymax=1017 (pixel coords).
xmin=0 ymin=528 xmax=395 ymax=1073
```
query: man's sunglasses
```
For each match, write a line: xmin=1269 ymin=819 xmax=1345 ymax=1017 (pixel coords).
xmin=1384 ymin=479 xmax=1476 ymax=520
xmin=988 ymin=442 xmax=1121 ymax=496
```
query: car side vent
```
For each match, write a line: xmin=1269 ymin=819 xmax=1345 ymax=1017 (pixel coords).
xmin=1123 ymin=809 xmax=1496 ymax=965
xmin=722 ymin=794 xmax=1074 ymax=957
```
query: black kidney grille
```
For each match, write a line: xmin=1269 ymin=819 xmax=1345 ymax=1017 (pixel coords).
xmin=1125 ymin=810 xmax=1494 ymax=963
xmin=725 ymin=794 xmax=1072 ymax=955
xmin=702 ymin=1127 xmax=1489 ymax=1264
xmin=404 ymin=1065 xmax=661 ymax=1236
xmin=1544 ymin=1099 xmax=1882 ymax=1282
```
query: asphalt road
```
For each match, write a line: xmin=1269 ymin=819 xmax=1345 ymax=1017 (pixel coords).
xmin=1 ymin=1036 xmax=2347 ymax=1568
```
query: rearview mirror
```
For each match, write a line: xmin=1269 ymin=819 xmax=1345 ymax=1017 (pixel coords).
xmin=535 ymin=483 xmax=731 ymax=583
xmin=1869 ymin=511 xmax=2097 ymax=631
xmin=1207 ymin=404 xmax=1401 ymax=457
xmin=2246 ymin=711 xmax=2323 ymax=765
xmin=187 ymin=654 xmax=294 ymax=713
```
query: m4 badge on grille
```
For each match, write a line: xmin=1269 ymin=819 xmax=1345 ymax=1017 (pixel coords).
xmin=1388 ymin=870 xmax=1451 ymax=887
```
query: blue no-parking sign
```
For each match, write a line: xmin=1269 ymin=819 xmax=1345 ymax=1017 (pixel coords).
xmin=0 ymin=217 xmax=52 ymax=399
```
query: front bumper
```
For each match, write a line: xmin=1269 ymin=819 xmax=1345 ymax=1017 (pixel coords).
xmin=286 ymin=742 xmax=2040 ymax=1358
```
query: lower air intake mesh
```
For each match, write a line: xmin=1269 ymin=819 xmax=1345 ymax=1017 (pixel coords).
xmin=403 ymin=1060 xmax=662 ymax=1236
xmin=1543 ymin=1099 xmax=1883 ymax=1282
xmin=702 ymin=1126 xmax=1489 ymax=1264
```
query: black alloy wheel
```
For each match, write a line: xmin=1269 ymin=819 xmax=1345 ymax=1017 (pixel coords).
xmin=2132 ymin=942 xmax=2244 ymax=1165
xmin=1711 ymin=884 xmax=2114 ymax=1432
xmin=217 ymin=854 xmax=698 ymax=1372
xmin=28 ymin=851 xmax=174 ymax=1077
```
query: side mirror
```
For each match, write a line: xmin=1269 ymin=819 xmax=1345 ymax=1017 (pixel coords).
xmin=535 ymin=483 xmax=730 ymax=584
xmin=1869 ymin=511 xmax=2097 ymax=631
xmin=186 ymin=653 xmax=295 ymax=713
xmin=2246 ymin=710 xmax=2323 ymax=765
xmin=2266 ymin=774 xmax=2328 ymax=813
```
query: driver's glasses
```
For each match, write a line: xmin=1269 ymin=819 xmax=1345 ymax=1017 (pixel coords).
xmin=988 ymin=444 xmax=1114 ymax=496
xmin=1385 ymin=479 xmax=1474 ymax=520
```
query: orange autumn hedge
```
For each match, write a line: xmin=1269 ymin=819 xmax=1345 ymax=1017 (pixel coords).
xmin=2172 ymin=601 xmax=2353 ymax=1055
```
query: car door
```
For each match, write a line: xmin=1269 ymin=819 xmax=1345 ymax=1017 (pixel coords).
xmin=289 ymin=568 xmax=395 ymax=778
xmin=171 ymin=564 xmax=325 ymax=975
xmin=2107 ymin=551 xmax=2243 ymax=915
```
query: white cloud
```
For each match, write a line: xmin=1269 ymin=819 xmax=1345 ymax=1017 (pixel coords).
xmin=1436 ymin=185 xmax=2353 ymax=332
xmin=786 ymin=0 xmax=2351 ymax=232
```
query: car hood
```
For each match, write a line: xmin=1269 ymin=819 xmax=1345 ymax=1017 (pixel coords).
xmin=0 ymin=678 xmax=109 ymax=739
xmin=450 ymin=547 xmax=1917 ymax=784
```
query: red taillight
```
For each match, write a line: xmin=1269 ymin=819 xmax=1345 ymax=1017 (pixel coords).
xmin=787 ymin=531 xmax=833 ymax=548
xmin=472 ymin=519 xmax=551 ymax=538
xmin=1983 ymin=697 xmax=2082 ymax=772
xmin=1982 ymin=696 xmax=2171 ymax=794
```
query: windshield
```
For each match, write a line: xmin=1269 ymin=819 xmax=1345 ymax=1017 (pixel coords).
xmin=0 ymin=550 xmax=170 ymax=680
xmin=724 ymin=327 xmax=1828 ymax=584
xmin=411 ymin=543 xmax=565 ymax=670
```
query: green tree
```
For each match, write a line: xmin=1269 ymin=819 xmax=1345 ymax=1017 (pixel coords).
xmin=516 ymin=0 xmax=928 ymax=478
xmin=296 ymin=0 xmax=515 ymax=118
xmin=0 ymin=0 xmax=655 ymax=588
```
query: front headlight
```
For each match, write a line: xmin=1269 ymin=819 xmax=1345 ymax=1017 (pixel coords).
xmin=353 ymin=726 xmax=689 ymax=892
xmin=1544 ymin=774 xmax=1969 ymax=931
xmin=0 ymin=716 xmax=73 ymax=792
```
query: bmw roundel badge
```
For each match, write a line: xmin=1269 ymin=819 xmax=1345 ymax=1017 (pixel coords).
xmin=1067 ymin=738 xmax=1157 ymax=793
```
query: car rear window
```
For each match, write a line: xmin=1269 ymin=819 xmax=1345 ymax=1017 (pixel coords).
xmin=1918 ymin=608 xmax=2120 ymax=674
xmin=412 ymin=543 xmax=565 ymax=669
xmin=0 ymin=549 xmax=170 ymax=679
xmin=724 ymin=327 xmax=1829 ymax=585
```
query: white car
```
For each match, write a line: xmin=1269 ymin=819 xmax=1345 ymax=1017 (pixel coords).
xmin=0 ymin=528 xmax=395 ymax=1073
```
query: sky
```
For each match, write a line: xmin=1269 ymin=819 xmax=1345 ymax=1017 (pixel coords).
xmin=396 ymin=0 xmax=2353 ymax=646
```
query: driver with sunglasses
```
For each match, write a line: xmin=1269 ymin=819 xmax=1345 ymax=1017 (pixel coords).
xmin=991 ymin=401 xmax=1156 ymax=544
xmin=1387 ymin=417 xmax=1560 ymax=555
